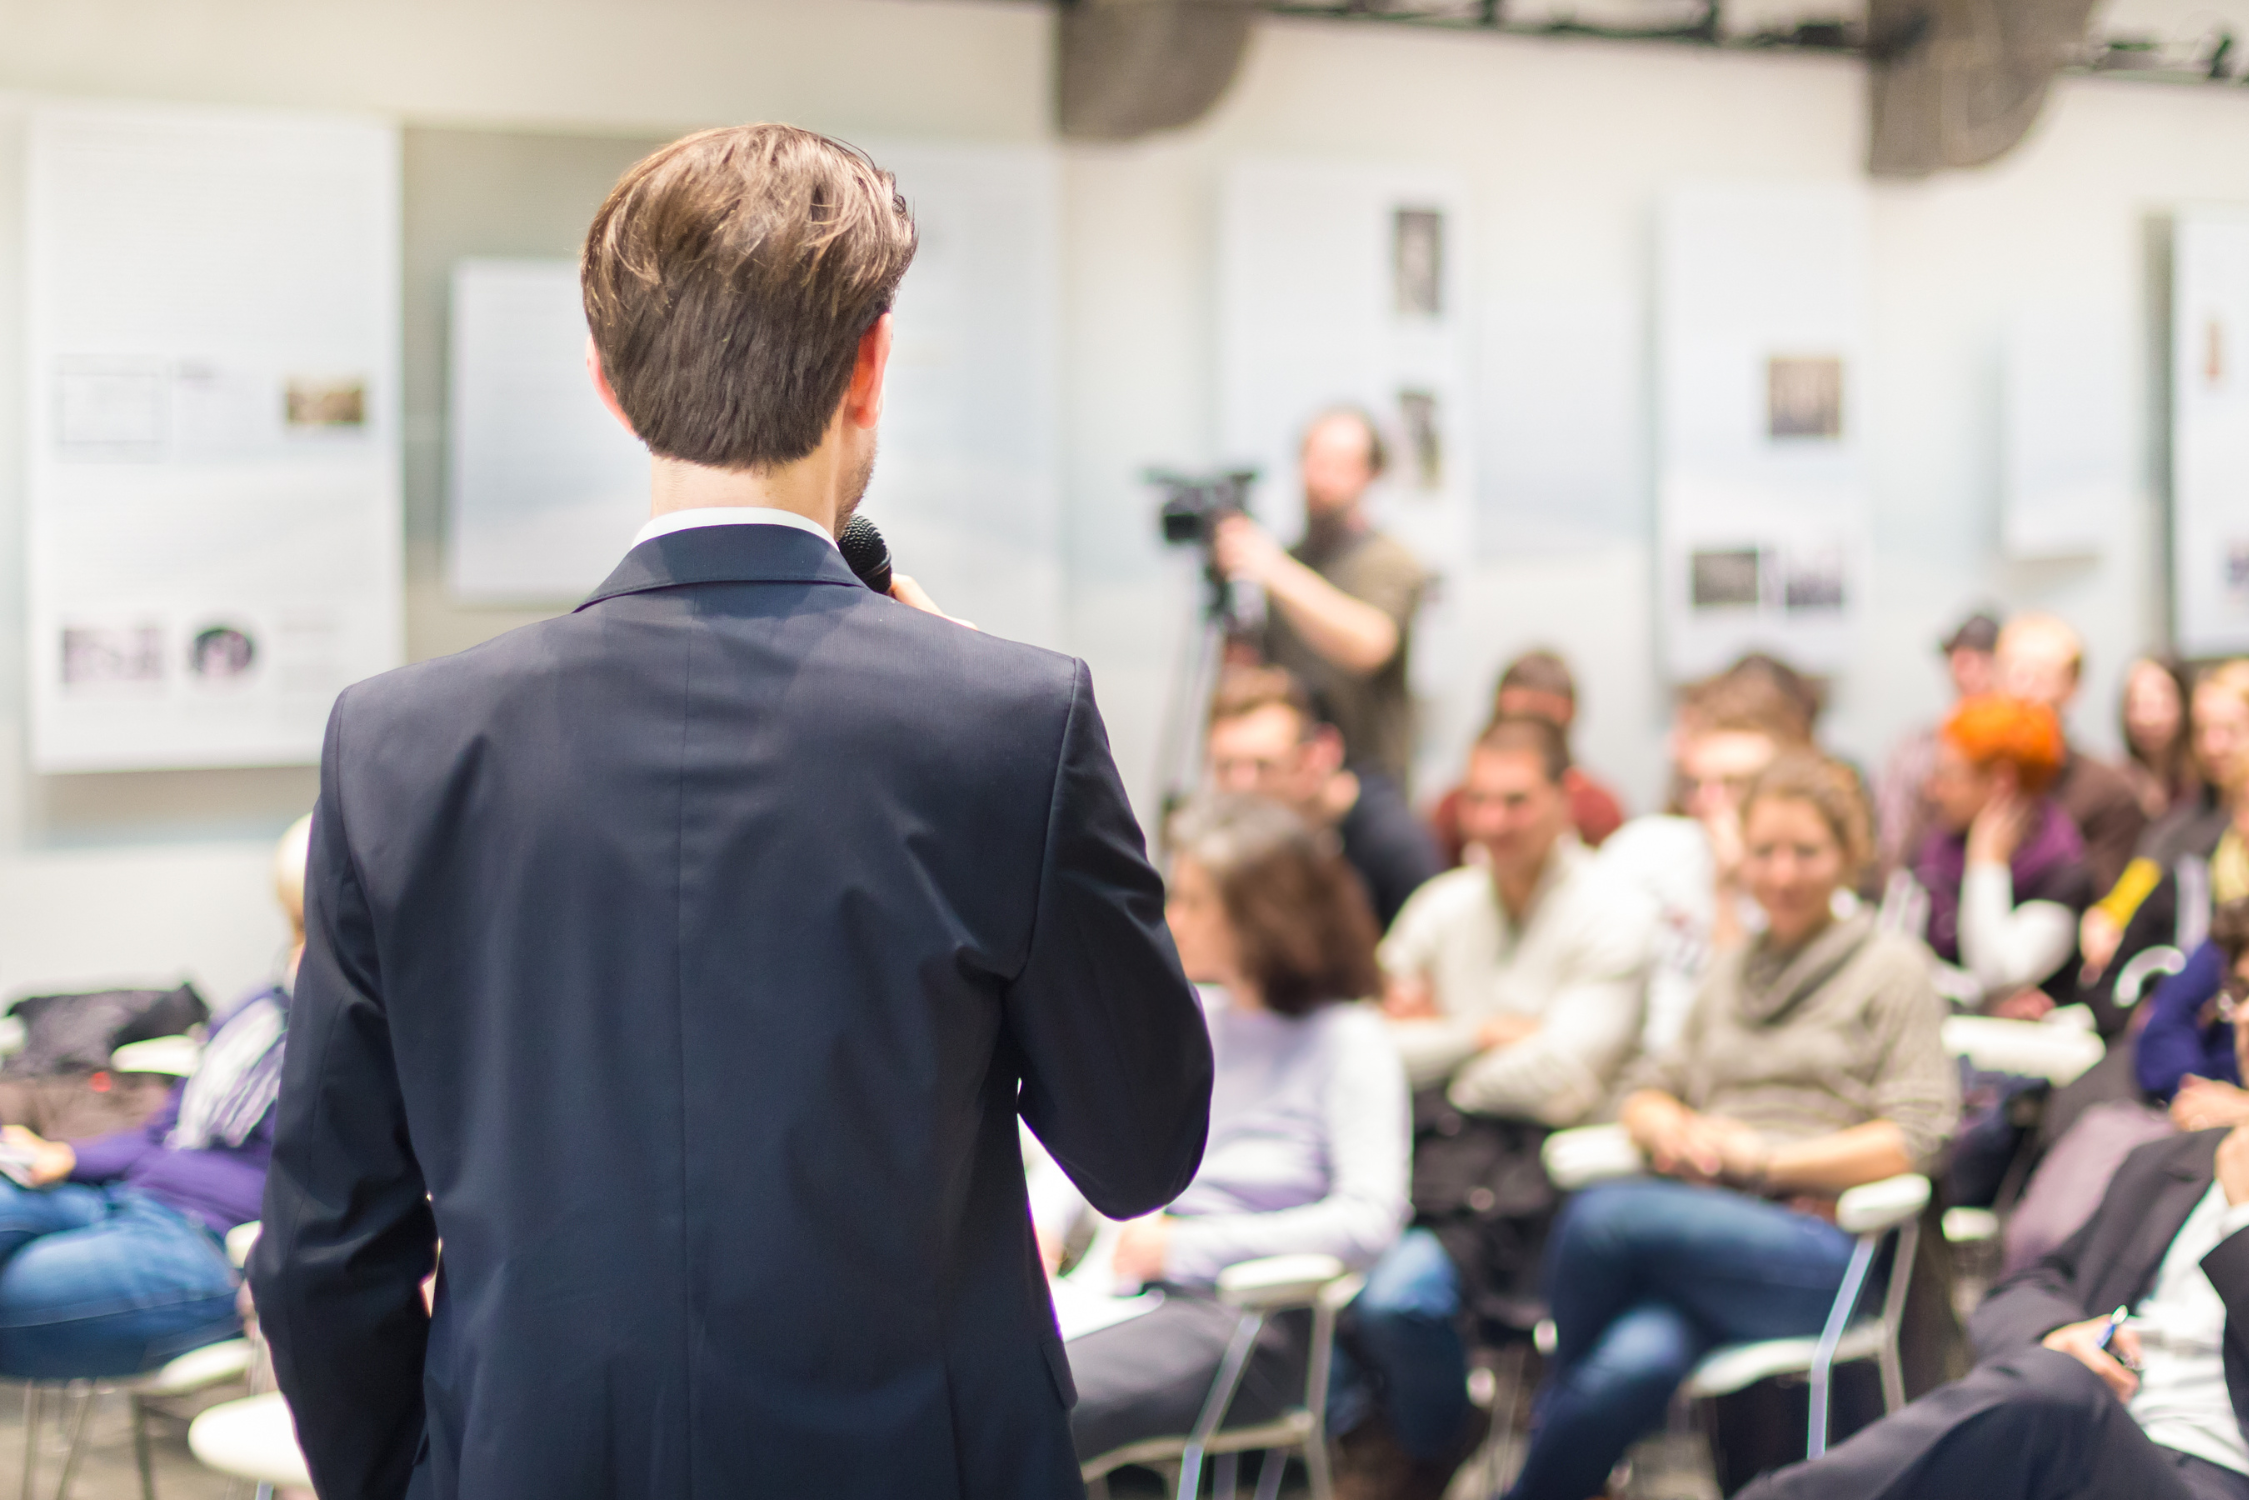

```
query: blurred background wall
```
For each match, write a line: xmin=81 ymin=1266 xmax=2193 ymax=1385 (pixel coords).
xmin=0 ymin=0 xmax=2237 ymax=997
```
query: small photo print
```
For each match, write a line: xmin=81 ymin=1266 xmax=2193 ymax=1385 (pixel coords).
xmin=1782 ymin=551 xmax=1847 ymax=612
xmin=60 ymin=625 xmax=164 ymax=691
xmin=1397 ymin=388 xmax=1444 ymax=490
xmin=187 ymin=624 xmax=258 ymax=683
xmin=284 ymin=377 xmax=366 ymax=428
xmin=1394 ymin=207 xmax=1444 ymax=319
xmin=2226 ymin=541 xmax=2249 ymax=607
xmin=1691 ymin=549 xmax=1762 ymax=609
xmin=1768 ymin=356 xmax=1844 ymax=440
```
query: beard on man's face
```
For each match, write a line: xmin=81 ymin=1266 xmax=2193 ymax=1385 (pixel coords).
xmin=835 ymin=439 xmax=878 ymax=534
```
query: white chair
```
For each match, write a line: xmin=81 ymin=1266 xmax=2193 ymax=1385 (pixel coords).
xmin=1940 ymin=1017 xmax=2107 ymax=1250
xmin=1080 ymin=1253 xmax=1363 ymax=1500
xmin=107 ymin=1037 xmax=202 ymax=1079
xmin=2113 ymin=945 xmax=2188 ymax=1012
xmin=187 ymin=1394 xmax=310 ymax=1497
xmin=1539 ymin=1125 xmax=1930 ymax=1458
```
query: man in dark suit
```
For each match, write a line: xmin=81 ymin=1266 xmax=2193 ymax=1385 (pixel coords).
xmin=1743 ymin=1121 xmax=2249 ymax=1499
xmin=249 ymin=124 xmax=1214 ymax=1500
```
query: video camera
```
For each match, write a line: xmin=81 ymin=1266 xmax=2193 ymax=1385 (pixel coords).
xmin=1146 ymin=468 xmax=1260 ymax=549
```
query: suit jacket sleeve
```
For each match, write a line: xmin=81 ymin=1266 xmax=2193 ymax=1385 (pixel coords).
xmin=249 ymin=698 xmax=437 ymax=1500
xmin=1007 ymin=660 xmax=1213 ymax=1220
xmin=1970 ymin=1195 xmax=2100 ymax=1358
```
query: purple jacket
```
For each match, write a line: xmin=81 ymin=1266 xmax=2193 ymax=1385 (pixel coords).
xmin=67 ymin=1083 xmax=274 ymax=1235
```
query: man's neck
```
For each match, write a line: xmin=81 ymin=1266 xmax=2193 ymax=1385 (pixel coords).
xmin=1493 ymin=846 xmax=1555 ymax=924
xmin=647 ymin=450 xmax=844 ymax=535
xmin=1300 ymin=502 xmax=1367 ymax=557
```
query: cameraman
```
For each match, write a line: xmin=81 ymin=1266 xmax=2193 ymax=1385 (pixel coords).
xmin=1216 ymin=408 xmax=1429 ymax=789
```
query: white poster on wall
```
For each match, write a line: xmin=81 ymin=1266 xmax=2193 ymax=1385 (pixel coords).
xmin=26 ymin=103 xmax=403 ymax=772
xmin=1477 ymin=293 xmax=1643 ymax=556
xmin=2002 ymin=311 xmax=2132 ymax=560
xmin=2174 ymin=208 xmax=2249 ymax=657
xmin=442 ymin=143 xmax=1063 ymax=650
xmin=1218 ymin=157 xmax=1474 ymax=730
xmin=1656 ymin=182 xmax=1870 ymax=680
xmin=447 ymin=260 xmax=648 ymax=602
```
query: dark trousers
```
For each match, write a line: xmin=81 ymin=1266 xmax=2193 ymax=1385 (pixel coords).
xmin=1739 ymin=1346 xmax=2249 ymax=1500
xmin=1066 ymin=1292 xmax=1308 ymax=1464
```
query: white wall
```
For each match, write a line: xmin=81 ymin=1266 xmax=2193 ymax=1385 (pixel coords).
xmin=0 ymin=0 xmax=2247 ymax=987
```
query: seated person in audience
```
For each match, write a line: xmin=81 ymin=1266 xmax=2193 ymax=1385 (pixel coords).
xmin=0 ymin=814 xmax=307 ymax=1378
xmin=1204 ymin=665 xmax=1442 ymax=929
xmin=1504 ymin=754 xmax=1957 ymax=1500
xmin=1910 ymin=695 xmax=2095 ymax=1017
xmin=1428 ymin=649 xmax=1626 ymax=864
xmin=2080 ymin=660 xmax=2249 ymax=1021
xmin=2124 ymin=656 xmax=2201 ymax=823
xmin=1035 ymin=794 xmax=1410 ymax=1466
xmin=1335 ymin=715 xmax=1652 ymax=1498
xmin=1741 ymin=1019 xmax=2249 ymax=1500
xmin=1874 ymin=609 xmax=2001 ymax=881
xmin=1997 ymin=612 xmax=2149 ymax=894
xmin=1599 ymin=673 xmax=1811 ymax=1052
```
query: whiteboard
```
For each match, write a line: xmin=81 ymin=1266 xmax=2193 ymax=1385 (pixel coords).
xmin=2173 ymin=208 xmax=2249 ymax=656
xmin=447 ymin=259 xmax=648 ymax=602
xmin=442 ymin=141 xmax=1064 ymax=650
xmin=26 ymin=103 xmax=403 ymax=772
xmin=1655 ymin=182 xmax=1870 ymax=679
xmin=1218 ymin=157 xmax=1474 ymax=718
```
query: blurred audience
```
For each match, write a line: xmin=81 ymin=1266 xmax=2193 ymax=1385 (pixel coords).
xmin=1217 ymin=409 xmax=1428 ymax=787
xmin=1038 ymin=794 xmax=1409 ymax=1465
xmin=1996 ymin=612 xmax=2148 ymax=892
xmin=1205 ymin=666 xmax=1441 ymax=929
xmin=1600 ymin=671 xmax=1811 ymax=1051
xmin=1504 ymin=754 xmax=1957 ymax=1500
xmin=1907 ymin=695 xmax=2094 ymax=1018
xmin=0 ymin=814 xmax=307 ymax=1378
xmin=1428 ymin=650 xmax=1626 ymax=864
xmin=1334 ymin=716 xmax=1652 ymax=1498
xmin=1874 ymin=609 xmax=2001 ymax=879
xmin=2122 ymin=655 xmax=2199 ymax=822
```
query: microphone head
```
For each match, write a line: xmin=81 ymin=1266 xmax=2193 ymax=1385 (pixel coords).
xmin=837 ymin=515 xmax=893 ymax=596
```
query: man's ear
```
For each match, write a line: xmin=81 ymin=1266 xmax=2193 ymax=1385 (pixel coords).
xmin=843 ymin=312 xmax=894 ymax=431
xmin=585 ymin=335 xmax=639 ymax=438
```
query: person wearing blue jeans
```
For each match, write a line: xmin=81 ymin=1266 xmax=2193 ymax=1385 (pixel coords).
xmin=1328 ymin=1227 xmax=1473 ymax=1459
xmin=1505 ymin=754 xmax=1957 ymax=1500
xmin=1509 ymin=1180 xmax=1856 ymax=1499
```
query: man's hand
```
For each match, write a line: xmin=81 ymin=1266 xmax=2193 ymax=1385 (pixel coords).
xmin=2041 ymin=1316 xmax=2142 ymax=1401
xmin=1382 ymin=974 xmax=1439 ymax=1021
xmin=1475 ymin=1014 xmax=1540 ymax=1052
xmin=3 ymin=1126 xmax=72 ymax=1188
xmin=2079 ymin=908 xmax=2124 ymax=978
xmin=1211 ymin=514 xmax=1289 ymax=587
xmin=2174 ymin=1077 xmax=2249 ymax=1134
xmin=1990 ymin=988 xmax=2057 ymax=1022
xmin=2218 ymin=1123 xmax=2249 ymax=1206
xmin=1111 ymin=1215 xmax=1173 ymax=1286
xmin=887 ymin=574 xmax=977 ymax=630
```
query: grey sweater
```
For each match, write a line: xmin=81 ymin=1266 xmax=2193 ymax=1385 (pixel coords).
xmin=1622 ymin=910 xmax=1959 ymax=1171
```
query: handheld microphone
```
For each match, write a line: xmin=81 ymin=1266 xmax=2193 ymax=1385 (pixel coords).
xmin=838 ymin=515 xmax=893 ymax=596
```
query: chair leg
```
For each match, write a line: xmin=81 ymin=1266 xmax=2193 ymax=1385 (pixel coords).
xmin=1086 ymin=1477 xmax=1111 ymax=1500
xmin=1302 ymin=1421 xmax=1334 ymax=1500
xmin=1178 ymin=1312 xmax=1265 ymax=1500
xmin=130 ymin=1396 xmax=156 ymax=1500
xmin=51 ymin=1385 xmax=94 ymax=1500
xmin=1808 ymin=1236 xmax=1880 ymax=1460
xmin=20 ymin=1384 xmax=39 ymax=1500
xmin=1213 ymin=1449 xmax=1238 ymax=1499
xmin=1254 ymin=1447 xmax=1287 ymax=1500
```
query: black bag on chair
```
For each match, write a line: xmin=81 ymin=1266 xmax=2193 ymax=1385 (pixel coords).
xmin=1408 ymin=1085 xmax=1557 ymax=1335
xmin=3 ymin=983 xmax=208 ymax=1078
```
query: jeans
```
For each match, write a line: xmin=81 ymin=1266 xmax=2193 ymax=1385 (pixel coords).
xmin=1330 ymin=1227 xmax=1472 ymax=1460
xmin=1505 ymin=1179 xmax=1857 ymax=1500
xmin=0 ymin=1181 xmax=240 ymax=1379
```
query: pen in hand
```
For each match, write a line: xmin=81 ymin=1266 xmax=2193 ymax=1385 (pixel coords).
xmin=2095 ymin=1305 xmax=2140 ymax=1371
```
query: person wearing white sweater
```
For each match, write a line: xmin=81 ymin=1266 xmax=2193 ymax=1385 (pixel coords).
xmin=1036 ymin=794 xmax=1410 ymax=1466
xmin=1336 ymin=715 xmax=1654 ymax=1500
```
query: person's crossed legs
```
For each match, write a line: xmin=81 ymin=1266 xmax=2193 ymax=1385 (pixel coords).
xmin=0 ymin=1182 xmax=238 ymax=1380
xmin=1738 ymin=1346 xmax=2246 ymax=1500
xmin=1506 ymin=1179 xmax=1857 ymax=1500
xmin=1333 ymin=1226 xmax=1473 ymax=1461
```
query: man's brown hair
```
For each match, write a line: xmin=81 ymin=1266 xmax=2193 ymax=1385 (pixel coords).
xmin=1209 ymin=666 xmax=1316 ymax=733
xmin=582 ymin=124 xmax=918 ymax=471
xmin=1473 ymin=714 xmax=1571 ymax=786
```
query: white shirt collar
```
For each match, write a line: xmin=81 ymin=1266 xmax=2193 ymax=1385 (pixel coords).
xmin=629 ymin=506 xmax=838 ymax=553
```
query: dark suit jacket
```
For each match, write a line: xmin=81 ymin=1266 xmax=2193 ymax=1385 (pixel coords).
xmin=249 ymin=525 xmax=1215 ymax=1500
xmin=1973 ymin=1129 xmax=2249 ymax=1442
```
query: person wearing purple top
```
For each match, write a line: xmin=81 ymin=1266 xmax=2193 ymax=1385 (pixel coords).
xmin=0 ymin=816 xmax=305 ymax=1378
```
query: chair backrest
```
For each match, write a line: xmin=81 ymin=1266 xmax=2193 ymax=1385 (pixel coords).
xmin=1941 ymin=1016 xmax=2104 ymax=1086
xmin=2114 ymin=945 xmax=2188 ymax=1011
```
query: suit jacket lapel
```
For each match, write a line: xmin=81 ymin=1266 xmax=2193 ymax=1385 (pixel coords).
xmin=2102 ymin=1134 xmax=2222 ymax=1313
xmin=578 ymin=524 xmax=865 ymax=610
